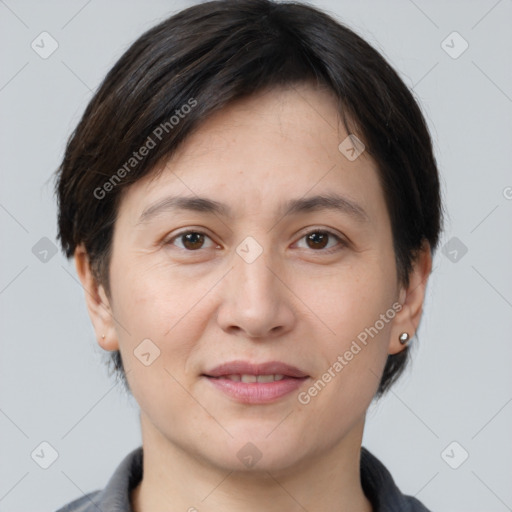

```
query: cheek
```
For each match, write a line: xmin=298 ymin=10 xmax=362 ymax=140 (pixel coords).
xmin=111 ymin=254 xmax=208 ymax=335
xmin=108 ymin=259 xmax=213 ymax=393
xmin=296 ymin=256 xmax=396 ymax=339
xmin=115 ymin=293 xmax=211 ymax=427
xmin=297 ymin=259 xmax=396 ymax=397
xmin=297 ymin=297 xmax=393 ymax=432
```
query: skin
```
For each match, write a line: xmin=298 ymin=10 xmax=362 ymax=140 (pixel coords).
xmin=75 ymin=82 xmax=432 ymax=512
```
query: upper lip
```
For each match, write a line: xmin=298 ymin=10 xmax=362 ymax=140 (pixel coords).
xmin=203 ymin=360 xmax=309 ymax=378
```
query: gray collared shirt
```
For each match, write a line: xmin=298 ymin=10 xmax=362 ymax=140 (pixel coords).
xmin=55 ymin=446 xmax=432 ymax=511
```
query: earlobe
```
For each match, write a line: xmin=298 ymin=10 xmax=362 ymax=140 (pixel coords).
xmin=388 ymin=241 xmax=432 ymax=355
xmin=73 ymin=244 xmax=119 ymax=352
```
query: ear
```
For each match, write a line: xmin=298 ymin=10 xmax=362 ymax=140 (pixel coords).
xmin=74 ymin=243 xmax=119 ymax=352
xmin=388 ymin=241 xmax=432 ymax=355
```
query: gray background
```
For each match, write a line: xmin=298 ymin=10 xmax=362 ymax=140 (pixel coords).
xmin=1 ymin=1 xmax=511 ymax=511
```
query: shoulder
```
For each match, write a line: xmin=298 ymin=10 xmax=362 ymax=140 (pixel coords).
xmin=360 ymin=446 xmax=432 ymax=511
xmin=54 ymin=490 xmax=101 ymax=512
xmin=55 ymin=446 xmax=143 ymax=512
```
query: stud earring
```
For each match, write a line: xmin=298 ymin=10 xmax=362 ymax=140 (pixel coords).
xmin=101 ymin=334 xmax=106 ymax=340
xmin=399 ymin=332 xmax=410 ymax=345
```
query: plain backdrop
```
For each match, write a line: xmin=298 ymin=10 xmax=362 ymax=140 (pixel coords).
xmin=1 ymin=1 xmax=511 ymax=511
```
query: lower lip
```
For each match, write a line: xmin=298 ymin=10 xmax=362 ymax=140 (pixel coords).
xmin=204 ymin=376 xmax=308 ymax=404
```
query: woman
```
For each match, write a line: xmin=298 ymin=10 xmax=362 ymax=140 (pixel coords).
xmin=54 ymin=0 xmax=442 ymax=510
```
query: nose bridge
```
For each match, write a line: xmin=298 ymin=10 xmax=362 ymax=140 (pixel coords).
xmin=215 ymin=237 xmax=295 ymax=338
xmin=233 ymin=240 xmax=280 ymax=308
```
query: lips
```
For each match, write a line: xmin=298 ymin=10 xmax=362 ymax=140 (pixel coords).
xmin=203 ymin=360 xmax=309 ymax=379
xmin=202 ymin=360 xmax=309 ymax=404
xmin=220 ymin=374 xmax=285 ymax=383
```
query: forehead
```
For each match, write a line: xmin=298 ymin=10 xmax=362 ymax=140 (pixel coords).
xmin=117 ymin=83 xmax=386 ymax=226
xmin=169 ymin=83 xmax=348 ymax=166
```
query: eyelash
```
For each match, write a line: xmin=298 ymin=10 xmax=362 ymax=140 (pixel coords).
xmin=164 ymin=228 xmax=347 ymax=254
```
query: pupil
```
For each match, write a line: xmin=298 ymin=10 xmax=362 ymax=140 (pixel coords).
xmin=183 ymin=232 xmax=204 ymax=250
xmin=307 ymin=232 xmax=328 ymax=249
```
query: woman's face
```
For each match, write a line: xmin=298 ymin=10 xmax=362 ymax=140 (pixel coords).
xmin=89 ymin=83 xmax=420 ymax=472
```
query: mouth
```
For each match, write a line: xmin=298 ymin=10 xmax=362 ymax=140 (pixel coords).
xmin=208 ymin=373 xmax=290 ymax=383
xmin=202 ymin=360 xmax=310 ymax=404
xmin=203 ymin=360 xmax=309 ymax=378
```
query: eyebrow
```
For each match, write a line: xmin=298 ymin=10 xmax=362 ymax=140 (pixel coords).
xmin=136 ymin=193 xmax=369 ymax=225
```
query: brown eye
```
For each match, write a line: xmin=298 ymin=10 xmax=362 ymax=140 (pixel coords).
xmin=306 ymin=231 xmax=329 ymax=249
xmin=181 ymin=232 xmax=205 ymax=250
xmin=296 ymin=229 xmax=345 ymax=252
xmin=167 ymin=231 xmax=215 ymax=251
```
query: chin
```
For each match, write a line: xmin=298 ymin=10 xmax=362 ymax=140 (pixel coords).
xmin=205 ymin=425 xmax=311 ymax=473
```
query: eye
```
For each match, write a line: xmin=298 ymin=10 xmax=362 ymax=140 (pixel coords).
xmin=166 ymin=230 xmax=217 ymax=251
xmin=295 ymin=229 xmax=345 ymax=252
xmin=165 ymin=228 xmax=346 ymax=253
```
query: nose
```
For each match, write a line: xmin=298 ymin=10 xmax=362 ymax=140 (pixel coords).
xmin=215 ymin=247 xmax=296 ymax=339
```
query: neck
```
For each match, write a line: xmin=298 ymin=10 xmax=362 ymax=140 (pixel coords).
xmin=131 ymin=413 xmax=373 ymax=512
